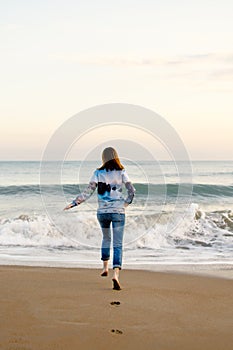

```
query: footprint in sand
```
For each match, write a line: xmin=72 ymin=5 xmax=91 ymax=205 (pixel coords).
xmin=111 ymin=329 xmax=123 ymax=334
xmin=110 ymin=301 xmax=120 ymax=306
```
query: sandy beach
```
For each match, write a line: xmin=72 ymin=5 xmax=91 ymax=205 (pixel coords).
xmin=0 ymin=266 xmax=232 ymax=350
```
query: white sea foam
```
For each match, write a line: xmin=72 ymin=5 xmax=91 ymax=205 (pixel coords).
xmin=1 ymin=161 xmax=233 ymax=269
xmin=0 ymin=204 xmax=232 ymax=260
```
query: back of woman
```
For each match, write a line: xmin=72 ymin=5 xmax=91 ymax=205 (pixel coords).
xmin=91 ymin=167 xmax=134 ymax=213
xmin=64 ymin=147 xmax=135 ymax=290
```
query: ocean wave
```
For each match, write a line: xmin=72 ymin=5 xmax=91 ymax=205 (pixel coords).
xmin=1 ymin=183 xmax=233 ymax=198
xmin=0 ymin=205 xmax=233 ymax=251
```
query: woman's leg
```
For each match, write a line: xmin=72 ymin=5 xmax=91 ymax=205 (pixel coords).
xmin=112 ymin=213 xmax=125 ymax=289
xmin=112 ymin=213 xmax=125 ymax=269
xmin=97 ymin=213 xmax=111 ymax=274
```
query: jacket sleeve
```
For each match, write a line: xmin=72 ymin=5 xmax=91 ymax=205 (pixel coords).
xmin=73 ymin=182 xmax=97 ymax=205
xmin=124 ymin=182 xmax=136 ymax=204
xmin=122 ymin=170 xmax=136 ymax=204
xmin=73 ymin=171 xmax=98 ymax=205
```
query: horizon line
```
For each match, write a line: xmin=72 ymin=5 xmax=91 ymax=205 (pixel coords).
xmin=1 ymin=159 xmax=233 ymax=162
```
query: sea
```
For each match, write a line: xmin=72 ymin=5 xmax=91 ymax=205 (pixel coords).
xmin=0 ymin=160 xmax=233 ymax=273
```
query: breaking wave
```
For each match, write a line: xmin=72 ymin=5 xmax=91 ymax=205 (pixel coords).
xmin=1 ymin=183 xmax=233 ymax=198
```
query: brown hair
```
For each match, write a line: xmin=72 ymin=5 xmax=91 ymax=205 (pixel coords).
xmin=98 ymin=147 xmax=124 ymax=171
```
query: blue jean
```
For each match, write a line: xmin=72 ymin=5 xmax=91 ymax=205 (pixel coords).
xmin=97 ymin=212 xmax=125 ymax=269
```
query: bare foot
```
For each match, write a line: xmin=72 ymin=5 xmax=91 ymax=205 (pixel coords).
xmin=101 ymin=270 xmax=108 ymax=277
xmin=112 ymin=278 xmax=121 ymax=290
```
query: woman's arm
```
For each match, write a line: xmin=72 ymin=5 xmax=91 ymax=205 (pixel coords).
xmin=64 ymin=181 xmax=97 ymax=210
xmin=124 ymin=182 xmax=136 ymax=205
xmin=122 ymin=169 xmax=136 ymax=206
xmin=74 ymin=181 xmax=97 ymax=205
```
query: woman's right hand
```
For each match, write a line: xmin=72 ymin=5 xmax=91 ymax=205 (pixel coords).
xmin=63 ymin=202 xmax=77 ymax=210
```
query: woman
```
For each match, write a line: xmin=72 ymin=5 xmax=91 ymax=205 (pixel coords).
xmin=64 ymin=147 xmax=135 ymax=290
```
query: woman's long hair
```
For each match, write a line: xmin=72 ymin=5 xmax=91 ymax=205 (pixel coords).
xmin=98 ymin=147 xmax=124 ymax=171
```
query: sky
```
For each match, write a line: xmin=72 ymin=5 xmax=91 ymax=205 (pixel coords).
xmin=0 ymin=0 xmax=233 ymax=160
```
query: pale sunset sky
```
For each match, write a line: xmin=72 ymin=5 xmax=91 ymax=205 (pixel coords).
xmin=0 ymin=0 xmax=233 ymax=160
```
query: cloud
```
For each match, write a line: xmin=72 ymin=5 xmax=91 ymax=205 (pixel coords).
xmin=210 ymin=67 xmax=233 ymax=79
xmin=48 ymin=54 xmax=164 ymax=66
xmin=48 ymin=52 xmax=233 ymax=83
xmin=1 ymin=23 xmax=25 ymax=32
xmin=49 ymin=52 xmax=233 ymax=67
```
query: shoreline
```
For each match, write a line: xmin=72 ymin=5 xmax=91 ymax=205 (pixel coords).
xmin=0 ymin=261 xmax=233 ymax=279
xmin=1 ymin=266 xmax=232 ymax=350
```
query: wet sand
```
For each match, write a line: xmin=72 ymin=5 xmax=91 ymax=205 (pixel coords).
xmin=0 ymin=266 xmax=232 ymax=350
